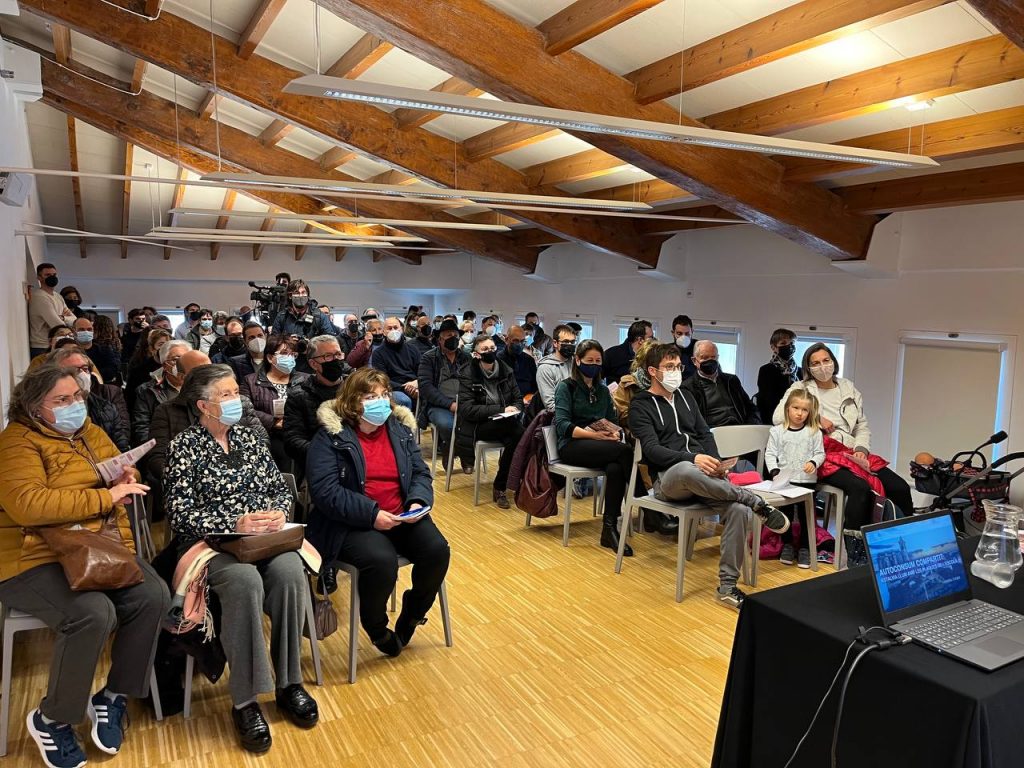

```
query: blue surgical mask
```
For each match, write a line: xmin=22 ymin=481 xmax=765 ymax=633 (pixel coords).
xmin=49 ymin=400 xmax=88 ymax=434
xmin=214 ymin=397 xmax=243 ymax=426
xmin=75 ymin=331 xmax=94 ymax=344
xmin=525 ymin=334 xmax=534 ymax=347
xmin=200 ymin=319 xmax=213 ymax=331
xmin=494 ymin=323 xmax=504 ymax=335
xmin=362 ymin=398 xmax=392 ymax=426
xmin=273 ymin=354 xmax=296 ymax=374
xmin=214 ymin=324 xmax=226 ymax=336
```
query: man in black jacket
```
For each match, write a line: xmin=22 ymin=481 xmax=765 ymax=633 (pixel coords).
xmin=604 ymin=320 xmax=653 ymax=384
xmin=282 ymin=335 xmax=349 ymax=470
xmin=337 ymin=313 xmax=363 ymax=357
xmin=417 ymin=319 xmax=472 ymax=471
xmin=132 ymin=339 xmax=188 ymax=448
xmin=681 ymin=340 xmax=759 ymax=427
xmin=456 ymin=334 xmax=524 ymax=509
xmin=629 ymin=344 xmax=788 ymax=609
xmin=409 ymin=315 xmax=435 ymax=356
xmin=271 ymin=279 xmax=338 ymax=339
xmin=371 ymin=317 xmax=423 ymax=410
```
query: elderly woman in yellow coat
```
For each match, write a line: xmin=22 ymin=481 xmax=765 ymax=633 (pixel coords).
xmin=0 ymin=364 xmax=169 ymax=768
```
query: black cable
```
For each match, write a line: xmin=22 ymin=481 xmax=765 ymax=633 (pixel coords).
xmin=830 ymin=643 xmax=879 ymax=768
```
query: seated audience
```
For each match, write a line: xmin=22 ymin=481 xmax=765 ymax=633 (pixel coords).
xmin=187 ymin=308 xmax=217 ymax=353
xmin=670 ymin=314 xmax=698 ymax=380
xmin=337 ymin=313 xmax=363 ymax=356
xmin=227 ymin=321 xmax=267 ymax=381
xmin=174 ymin=302 xmax=201 ymax=341
xmin=164 ymin=365 xmax=318 ymax=753
xmin=682 ymin=340 xmax=759 ymax=427
xmin=773 ymin=343 xmax=914 ymax=531
xmin=756 ymin=328 xmax=799 ymax=425
xmin=210 ymin=316 xmax=247 ymax=364
xmin=307 ymin=367 xmax=450 ymax=657
xmin=410 ymin=315 xmax=435 ymax=355
xmin=456 ymin=334 xmax=525 ymax=509
xmin=27 ymin=325 xmax=76 ymax=371
xmin=125 ymin=327 xmax=172 ymax=409
xmin=417 ymin=319 xmax=472 ymax=471
xmin=552 ymin=340 xmax=633 ymax=556
xmin=499 ymin=325 xmax=538 ymax=398
xmin=629 ymin=344 xmax=790 ymax=609
xmin=0 ymin=365 xmax=169 ymax=766
xmin=370 ymin=317 xmax=423 ymax=410
xmin=521 ymin=322 xmax=544 ymax=364
xmin=50 ymin=349 xmax=131 ymax=452
xmin=481 ymin=316 xmax=506 ymax=354
xmin=459 ymin=320 xmax=476 ymax=348
xmin=283 ymin=335 xmax=350 ymax=471
xmin=604 ymin=320 xmax=653 ymax=384
xmin=536 ymin=324 xmax=578 ymax=412
xmin=242 ymin=334 xmax=311 ymax=471
xmin=132 ymin=339 xmax=188 ymax=447
xmin=347 ymin=318 xmax=384 ymax=369
xmin=524 ymin=312 xmax=553 ymax=357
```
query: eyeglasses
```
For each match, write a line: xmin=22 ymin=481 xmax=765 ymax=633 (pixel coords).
xmin=47 ymin=391 xmax=87 ymax=407
xmin=659 ymin=365 xmax=683 ymax=372
xmin=69 ymin=364 xmax=92 ymax=374
xmin=312 ymin=353 xmax=344 ymax=362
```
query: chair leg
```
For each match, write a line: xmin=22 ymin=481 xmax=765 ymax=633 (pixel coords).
xmin=744 ymin=516 xmax=762 ymax=587
xmin=685 ymin=517 xmax=699 ymax=560
xmin=834 ymin=495 xmax=846 ymax=571
xmin=183 ymin=654 xmax=194 ymax=719
xmin=444 ymin=430 xmax=457 ymax=493
xmin=562 ymin=486 xmax=573 ymax=547
xmin=149 ymin=666 xmax=163 ymax=722
xmin=1 ymin=620 xmax=14 ymax=756
xmin=804 ymin=497 xmax=819 ymax=572
xmin=348 ymin=570 xmax=359 ymax=685
xmin=304 ymin=591 xmax=323 ymax=686
xmin=675 ymin=515 xmax=689 ymax=602
xmin=439 ymin=582 xmax=453 ymax=648
xmin=473 ymin=449 xmax=483 ymax=506
xmin=614 ymin=503 xmax=633 ymax=574
xmin=430 ymin=431 xmax=439 ymax=476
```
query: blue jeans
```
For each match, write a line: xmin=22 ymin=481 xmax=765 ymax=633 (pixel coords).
xmin=392 ymin=390 xmax=413 ymax=410
xmin=428 ymin=407 xmax=455 ymax=454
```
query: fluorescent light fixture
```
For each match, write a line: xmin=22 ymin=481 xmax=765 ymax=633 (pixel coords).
xmin=149 ymin=226 xmax=426 ymax=243
xmin=19 ymin=223 xmax=194 ymax=251
xmin=142 ymin=232 xmax=442 ymax=249
xmin=905 ymin=99 xmax=935 ymax=112
xmin=201 ymin=171 xmax=651 ymax=211
xmin=284 ymin=76 xmax=939 ymax=170
xmin=169 ymin=208 xmax=512 ymax=231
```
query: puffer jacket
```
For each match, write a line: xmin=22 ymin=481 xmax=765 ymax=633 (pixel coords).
xmin=240 ymin=369 xmax=311 ymax=431
xmin=87 ymin=392 xmax=130 ymax=452
xmin=0 ymin=418 xmax=136 ymax=581
xmin=455 ymin=358 xmax=524 ymax=456
xmin=306 ymin=401 xmax=433 ymax=566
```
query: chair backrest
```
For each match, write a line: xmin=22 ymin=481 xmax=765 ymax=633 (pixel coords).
xmin=711 ymin=425 xmax=771 ymax=474
xmin=541 ymin=425 xmax=560 ymax=463
xmin=281 ymin=472 xmax=299 ymax=520
xmin=626 ymin=439 xmax=644 ymax=503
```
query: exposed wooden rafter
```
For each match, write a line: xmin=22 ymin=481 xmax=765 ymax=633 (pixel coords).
xmin=627 ymin=0 xmax=951 ymax=105
xmin=703 ymin=34 xmax=1024 ymax=136
xmin=294 ymin=223 xmax=314 ymax=261
xmin=325 ymin=32 xmax=392 ymax=78
xmin=524 ymin=148 xmax=632 ymax=187
xmin=839 ymin=161 xmax=1024 ymax=213
xmin=238 ymin=0 xmax=287 ymax=59
xmin=538 ymin=0 xmax=665 ymax=56
xmin=22 ymin=0 xmax=658 ymax=266
xmin=393 ymin=76 xmax=483 ymax=130
xmin=318 ymin=146 xmax=357 ymax=170
xmin=120 ymin=143 xmax=133 ymax=259
xmin=583 ymin=178 xmax=694 ymax=205
xmin=196 ymin=91 xmax=220 ymax=119
xmin=130 ymin=58 xmax=146 ymax=91
xmin=462 ymin=123 xmax=560 ymax=162
xmin=967 ymin=1 xmax=1024 ymax=52
xmin=335 ymin=247 xmax=347 ymax=262
xmin=165 ymin=165 xmax=188 ymax=260
xmin=258 ymin=119 xmax=293 ymax=146
xmin=209 ymin=189 xmax=238 ymax=260
xmin=252 ymin=212 xmax=275 ymax=261
xmin=51 ymin=25 xmax=86 ymax=258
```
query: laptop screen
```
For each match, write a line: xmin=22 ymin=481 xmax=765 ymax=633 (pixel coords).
xmin=863 ymin=513 xmax=971 ymax=623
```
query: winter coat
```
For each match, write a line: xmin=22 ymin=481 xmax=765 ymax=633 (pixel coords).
xmin=132 ymin=376 xmax=179 ymax=447
xmin=240 ymin=369 xmax=311 ymax=431
xmin=226 ymin=353 xmax=259 ymax=382
xmin=417 ymin=347 xmax=472 ymax=429
xmin=772 ymin=378 xmax=872 ymax=453
xmin=87 ymin=392 xmax=130 ymax=453
xmin=818 ymin=435 xmax=888 ymax=498
xmin=0 ymin=418 xmax=136 ymax=581
xmin=305 ymin=401 xmax=432 ymax=566
xmin=500 ymin=347 xmax=538 ymax=397
xmin=455 ymin=358 xmax=524 ymax=455
xmin=602 ymin=341 xmax=635 ymax=385
xmin=681 ymin=372 xmax=760 ymax=427
xmin=756 ymin=361 xmax=798 ymax=425
xmin=282 ymin=375 xmax=344 ymax=465
xmin=370 ymin=338 xmax=423 ymax=388
xmin=628 ymin=388 xmax=719 ymax=477
xmin=506 ymin=410 xmax=558 ymax=495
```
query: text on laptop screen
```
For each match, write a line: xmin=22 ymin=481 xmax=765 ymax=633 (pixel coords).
xmin=865 ymin=515 xmax=969 ymax=614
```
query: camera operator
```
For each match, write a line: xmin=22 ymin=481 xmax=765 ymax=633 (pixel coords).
xmin=271 ymin=279 xmax=338 ymax=339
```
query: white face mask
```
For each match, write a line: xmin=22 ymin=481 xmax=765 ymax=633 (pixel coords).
xmin=659 ymin=370 xmax=682 ymax=393
xmin=675 ymin=334 xmax=692 ymax=349
xmin=248 ymin=337 xmax=266 ymax=355
xmin=75 ymin=372 xmax=92 ymax=393
xmin=810 ymin=361 xmax=835 ymax=382
xmin=462 ymin=332 xmax=475 ymax=344
xmin=386 ymin=329 xmax=404 ymax=344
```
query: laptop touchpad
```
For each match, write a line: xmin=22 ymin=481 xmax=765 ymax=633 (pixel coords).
xmin=975 ymin=636 xmax=1024 ymax=657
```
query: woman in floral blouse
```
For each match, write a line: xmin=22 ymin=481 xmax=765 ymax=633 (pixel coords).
xmin=164 ymin=364 xmax=318 ymax=755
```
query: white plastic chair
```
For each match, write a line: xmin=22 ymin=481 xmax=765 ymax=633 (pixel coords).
xmin=528 ymin=426 xmax=606 ymax=546
xmin=818 ymin=483 xmax=847 ymax=570
xmin=334 ymin=558 xmax=452 ymax=684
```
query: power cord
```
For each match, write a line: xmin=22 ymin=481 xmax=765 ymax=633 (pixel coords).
xmin=782 ymin=626 xmax=910 ymax=768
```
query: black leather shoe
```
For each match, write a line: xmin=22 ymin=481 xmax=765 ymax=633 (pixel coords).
xmin=644 ymin=509 xmax=679 ymax=535
xmin=601 ymin=523 xmax=633 ymax=557
xmin=231 ymin=702 xmax=272 ymax=754
xmin=371 ymin=629 xmax=403 ymax=657
xmin=396 ymin=616 xmax=427 ymax=647
xmin=320 ymin=567 xmax=338 ymax=595
xmin=275 ymin=684 xmax=319 ymax=729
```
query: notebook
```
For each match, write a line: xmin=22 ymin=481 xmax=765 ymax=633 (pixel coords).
xmin=862 ymin=512 xmax=1024 ymax=671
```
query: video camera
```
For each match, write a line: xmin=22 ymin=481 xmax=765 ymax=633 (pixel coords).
xmin=248 ymin=281 xmax=288 ymax=328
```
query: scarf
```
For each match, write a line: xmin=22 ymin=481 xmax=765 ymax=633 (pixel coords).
xmin=771 ymin=353 xmax=798 ymax=380
xmin=633 ymin=367 xmax=651 ymax=390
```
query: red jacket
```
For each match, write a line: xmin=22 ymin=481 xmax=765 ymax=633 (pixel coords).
xmin=818 ymin=435 xmax=888 ymax=498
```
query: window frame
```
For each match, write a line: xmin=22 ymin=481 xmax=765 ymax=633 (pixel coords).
xmin=612 ymin=316 xmax=659 ymax=346
xmin=692 ymin=320 xmax=744 ymax=376
xmin=559 ymin=313 xmax=597 ymax=343
xmin=787 ymin=325 xmax=858 ymax=382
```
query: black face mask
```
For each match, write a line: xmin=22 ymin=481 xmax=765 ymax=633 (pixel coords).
xmin=479 ymin=350 xmax=497 ymax=364
xmin=65 ymin=297 xmax=80 ymax=308
xmin=226 ymin=335 xmax=245 ymax=351
xmin=443 ymin=336 xmax=459 ymax=351
xmin=371 ymin=333 xmax=385 ymax=345
xmin=44 ymin=275 xmax=59 ymax=288
xmin=699 ymin=359 xmax=720 ymax=376
xmin=777 ymin=344 xmax=795 ymax=360
xmin=420 ymin=325 xmax=432 ymax=337
xmin=347 ymin=321 xmax=361 ymax=335
xmin=189 ymin=311 xmax=202 ymax=322
xmin=319 ymin=360 xmax=345 ymax=382
xmin=559 ymin=342 xmax=576 ymax=358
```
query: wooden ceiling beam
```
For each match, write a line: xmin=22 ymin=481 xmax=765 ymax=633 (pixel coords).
xmin=253 ymin=212 xmax=275 ymax=261
xmin=51 ymin=23 xmax=71 ymax=64
xmin=393 ymin=76 xmax=484 ymax=129
xmin=538 ymin=0 xmax=665 ymax=56
xmin=367 ymin=169 xmax=419 ymax=186
xmin=22 ymin=0 xmax=655 ymax=266
xmin=462 ymin=123 xmax=559 ymax=162
xmin=120 ymin=143 xmax=133 ymax=259
xmin=628 ymin=0 xmax=951 ymax=105
xmin=782 ymin=105 xmax=1024 ymax=182
xmin=238 ymin=0 xmax=287 ymax=59
xmin=839 ymin=161 xmax=1024 ymax=213
xmin=165 ymin=165 xmax=187 ymax=260
xmin=196 ymin=91 xmax=220 ymax=119
xmin=582 ymin=177 xmax=693 ymax=204
xmin=523 ymin=148 xmax=632 ymax=187
xmin=39 ymin=60 xmax=540 ymax=270
xmin=510 ymin=228 xmax=566 ymax=248
xmin=705 ymin=34 xmax=1024 ymax=136
xmin=51 ymin=25 xmax=86 ymax=258
xmin=210 ymin=189 xmax=238 ymax=260
xmin=967 ymin=1 xmax=1024 ymax=52
xmin=317 ymin=0 xmax=877 ymax=261
xmin=258 ymin=119 xmax=293 ymax=146
xmin=294 ymin=223 xmax=314 ymax=261
xmin=325 ymin=32 xmax=392 ymax=78
xmin=335 ymin=246 xmax=347 ymax=261
xmin=130 ymin=59 xmax=147 ymax=91
xmin=318 ymin=146 xmax=357 ymax=170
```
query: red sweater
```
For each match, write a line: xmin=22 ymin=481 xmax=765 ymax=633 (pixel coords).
xmin=356 ymin=425 xmax=403 ymax=514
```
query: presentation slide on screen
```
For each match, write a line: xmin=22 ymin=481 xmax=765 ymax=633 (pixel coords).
xmin=867 ymin=517 xmax=969 ymax=613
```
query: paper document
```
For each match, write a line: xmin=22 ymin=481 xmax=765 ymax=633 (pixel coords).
xmin=746 ymin=476 xmax=809 ymax=499
xmin=272 ymin=397 xmax=287 ymax=417
xmin=490 ymin=411 xmax=519 ymax=420
xmin=398 ymin=506 xmax=431 ymax=522
xmin=96 ymin=439 xmax=155 ymax=484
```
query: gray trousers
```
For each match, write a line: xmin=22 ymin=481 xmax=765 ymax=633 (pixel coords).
xmin=657 ymin=462 xmax=760 ymax=588
xmin=206 ymin=551 xmax=306 ymax=706
xmin=0 ymin=559 xmax=169 ymax=724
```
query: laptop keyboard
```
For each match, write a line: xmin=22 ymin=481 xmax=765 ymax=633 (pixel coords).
xmin=909 ymin=604 xmax=1023 ymax=650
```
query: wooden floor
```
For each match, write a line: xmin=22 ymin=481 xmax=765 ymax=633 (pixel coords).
xmin=3 ymin=439 xmax=827 ymax=767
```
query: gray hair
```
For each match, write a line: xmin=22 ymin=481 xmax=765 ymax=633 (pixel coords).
xmin=307 ymin=334 xmax=340 ymax=355
xmin=150 ymin=314 xmax=170 ymax=325
xmin=178 ymin=364 xmax=235 ymax=406
xmin=7 ymin=364 xmax=78 ymax=426
xmin=47 ymin=347 xmax=91 ymax=368
xmin=159 ymin=339 xmax=191 ymax=364
xmin=693 ymin=339 xmax=717 ymax=357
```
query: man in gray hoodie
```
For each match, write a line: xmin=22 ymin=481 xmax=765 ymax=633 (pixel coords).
xmin=535 ymin=324 xmax=577 ymax=412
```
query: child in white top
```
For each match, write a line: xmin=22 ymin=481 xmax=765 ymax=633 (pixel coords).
xmin=765 ymin=389 xmax=826 ymax=568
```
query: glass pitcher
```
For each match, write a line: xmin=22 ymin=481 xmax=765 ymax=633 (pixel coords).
xmin=971 ymin=501 xmax=1023 ymax=589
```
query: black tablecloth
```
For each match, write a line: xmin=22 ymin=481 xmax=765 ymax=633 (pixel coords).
xmin=712 ymin=539 xmax=1024 ymax=768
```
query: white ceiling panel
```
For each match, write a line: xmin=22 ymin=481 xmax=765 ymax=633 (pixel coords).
xmin=678 ymin=77 xmax=767 ymax=119
xmin=559 ymin=168 xmax=657 ymax=195
xmin=871 ymin=2 xmax=992 ymax=58
xmin=479 ymin=0 xmax=574 ymax=28
xmin=357 ymin=47 xmax=452 ymax=90
xmin=953 ymin=79 xmax=1024 ymax=114
xmin=494 ymin=133 xmax=596 ymax=170
xmin=957 ymin=0 xmax=1001 ymax=34
xmin=338 ymin=155 xmax=394 ymax=180
xmin=163 ymin=0 xmax=252 ymax=38
xmin=256 ymin=0 xmax=365 ymax=74
xmin=717 ymin=0 xmax=805 ymax=20
xmin=276 ymin=127 xmax=335 ymax=160
xmin=422 ymin=113 xmax=508 ymax=142
xmin=207 ymin=96 xmax=269 ymax=136
xmin=143 ymin=65 xmax=211 ymax=108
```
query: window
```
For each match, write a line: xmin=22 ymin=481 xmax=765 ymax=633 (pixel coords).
xmin=794 ymin=335 xmax=850 ymax=378
xmin=613 ymin=316 xmax=659 ymax=346
xmin=160 ymin=309 xmax=186 ymax=331
xmin=331 ymin=309 xmax=358 ymax=330
xmin=515 ymin=312 xmax=542 ymax=327
xmin=693 ymin=323 xmax=741 ymax=375
xmin=560 ymin=313 xmax=596 ymax=342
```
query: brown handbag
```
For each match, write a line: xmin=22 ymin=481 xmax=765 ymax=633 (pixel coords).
xmin=206 ymin=525 xmax=304 ymax=564
xmin=308 ymin=574 xmax=338 ymax=640
xmin=36 ymin=517 xmax=143 ymax=592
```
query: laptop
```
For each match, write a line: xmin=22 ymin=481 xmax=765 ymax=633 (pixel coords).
xmin=862 ymin=512 xmax=1024 ymax=671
